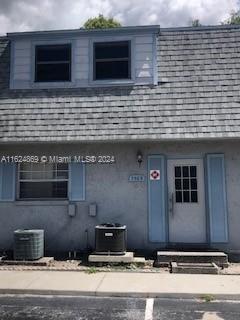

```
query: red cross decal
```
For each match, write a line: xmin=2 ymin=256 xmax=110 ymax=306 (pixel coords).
xmin=150 ymin=170 xmax=160 ymax=180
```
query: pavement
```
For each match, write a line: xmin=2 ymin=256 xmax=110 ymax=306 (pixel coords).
xmin=1 ymin=295 xmax=240 ymax=320
xmin=1 ymin=270 xmax=240 ymax=300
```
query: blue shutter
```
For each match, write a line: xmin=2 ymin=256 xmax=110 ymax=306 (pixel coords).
xmin=0 ymin=162 xmax=16 ymax=201
xmin=68 ymin=162 xmax=85 ymax=201
xmin=148 ymin=155 xmax=167 ymax=242
xmin=206 ymin=154 xmax=228 ymax=243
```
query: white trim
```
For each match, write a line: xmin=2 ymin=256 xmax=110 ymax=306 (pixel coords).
xmin=30 ymin=39 xmax=75 ymax=88
xmin=15 ymin=200 xmax=69 ymax=206
xmin=89 ymin=36 xmax=135 ymax=86
xmin=0 ymin=163 xmax=2 ymax=199
xmin=144 ymin=298 xmax=154 ymax=320
xmin=17 ymin=162 xmax=69 ymax=200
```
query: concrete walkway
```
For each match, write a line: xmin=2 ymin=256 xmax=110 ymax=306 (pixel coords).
xmin=1 ymin=270 xmax=240 ymax=300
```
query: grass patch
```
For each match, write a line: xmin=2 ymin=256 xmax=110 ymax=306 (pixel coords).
xmin=201 ymin=294 xmax=215 ymax=303
xmin=85 ymin=267 xmax=98 ymax=274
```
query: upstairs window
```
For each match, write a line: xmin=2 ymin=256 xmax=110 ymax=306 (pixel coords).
xmin=94 ymin=41 xmax=131 ymax=80
xmin=19 ymin=163 xmax=68 ymax=199
xmin=35 ymin=44 xmax=71 ymax=82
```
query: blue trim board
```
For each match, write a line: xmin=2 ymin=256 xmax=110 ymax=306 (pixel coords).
xmin=68 ymin=162 xmax=86 ymax=201
xmin=164 ymin=156 xmax=169 ymax=244
xmin=0 ymin=163 xmax=16 ymax=201
xmin=204 ymin=155 xmax=211 ymax=245
xmin=82 ymin=162 xmax=86 ymax=201
xmin=0 ymin=164 xmax=2 ymax=198
xmin=7 ymin=25 xmax=160 ymax=39
xmin=68 ymin=163 xmax=71 ymax=201
xmin=206 ymin=154 xmax=228 ymax=243
xmin=148 ymin=155 xmax=167 ymax=243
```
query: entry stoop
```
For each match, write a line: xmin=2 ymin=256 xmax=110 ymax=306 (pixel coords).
xmin=156 ymin=251 xmax=229 ymax=268
xmin=88 ymin=252 xmax=147 ymax=265
xmin=171 ymin=262 xmax=219 ymax=274
xmin=88 ymin=252 xmax=134 ymax=263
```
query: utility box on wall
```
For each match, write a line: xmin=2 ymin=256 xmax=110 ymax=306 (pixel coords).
xmin=68 ymin=203 xmax=76 ymax=217
xmin=89 ymin=203 xmax=97 ymax=217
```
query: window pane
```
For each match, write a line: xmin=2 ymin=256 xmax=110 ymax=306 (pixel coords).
xmin=183 ymin=191 xmax=190 ymax=202
xmin=19 ymin=162 xmax=69 ymax=198
xmin=28 ymin=165 xmax=52 ymax=180
xmin=36 ymin=45 xmax=71 ymax=62
xmin=20 ymin=182 xmax=67 ymax=198
xmin=43 ymin=163 xmax=55 ymax=171
xmin=95 ymin=42 xmax=129 ymax=59
xmin=94 ymin=41 xmax=130 ymax=80
xmin=182 ymin=166 xmax=189 ymax=177
xmin=175 ymin=179 xmax=182 ymax=190
xmin=183 ymin=178 xmax=189 ymax=190
xmin=191 ymin=178 xmax=197 ymax=190
xmin=31 ymin=171 xmax=48 ymax=180
xmin=20 ymin=171 xmax=32 ymax=179
xmin=20 ymin=163 xmax=31 ymax=171
xmin=191 ymin=191 xmax=198 ymax=202
xmin=57 ymin=163 xmax=68 ymax=170
xmin=36 ymin=63 xmax=70 ymax=82
xmin=175 ymin=166 xmax=181 ymax=178
xmin=30 ymin=163 xmax=52 ymax=171
xmin=190 ymin=166 xmax=197 ymax=177
xmin=176 ymin=191 xmax=182 ymax=203
xmin=55 ymin=170 xmax=68 ymax=179
xmin=95 ymin=61 xmax=129 ymax=80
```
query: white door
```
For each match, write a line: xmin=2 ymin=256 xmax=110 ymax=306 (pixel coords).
xmin=167 ymin=159 xmax=206 ymax=243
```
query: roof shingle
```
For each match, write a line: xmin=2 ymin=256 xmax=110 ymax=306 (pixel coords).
xmin=0 ymin=26 xmax=240 ymax=142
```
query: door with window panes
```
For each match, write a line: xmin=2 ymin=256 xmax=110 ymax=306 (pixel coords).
xmin=167 ymin=159 xmax=206 ymax=243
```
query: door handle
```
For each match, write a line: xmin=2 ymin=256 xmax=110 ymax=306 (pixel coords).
xmin=169 ymin=192 xmax=175 ymax=217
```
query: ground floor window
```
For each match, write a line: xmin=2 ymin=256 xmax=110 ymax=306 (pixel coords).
xmin=18 ymin=163 xmax=68 ymax=199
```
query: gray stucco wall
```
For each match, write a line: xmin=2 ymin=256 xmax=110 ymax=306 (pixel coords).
xmin=0 ymin=140 xmax=240 ymax=254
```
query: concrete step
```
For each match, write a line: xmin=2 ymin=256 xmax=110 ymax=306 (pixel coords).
xmin=171 ymin=262 xmax=219 ymax=274
xmin=156 ymin=251 xmax=228 ymax=268
xmin=133 ymin=257 xmax=146 ymax=264
xmin=88 ymin=252 xmax=134 ymax=264
xmin=0 ymin=257 xmax=54 ymax=266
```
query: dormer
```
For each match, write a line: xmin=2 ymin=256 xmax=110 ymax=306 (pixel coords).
xmin=8 ymin=25 xmax=159 ymax=89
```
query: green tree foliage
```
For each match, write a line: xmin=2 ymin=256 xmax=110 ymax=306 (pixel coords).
xmin=223 ymin=10 xmax=240 ymax=25
xmin=83 ymin=14 xmax=121 ymax=29
xmin=190 ymin=19 xmax=202 ymax=27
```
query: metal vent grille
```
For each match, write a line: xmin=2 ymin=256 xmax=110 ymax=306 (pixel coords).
xmin=14 ymin=229 xmax=44 ymax=260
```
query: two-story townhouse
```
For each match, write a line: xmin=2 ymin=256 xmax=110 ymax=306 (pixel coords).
xmin=0 ymin=24 xmax=240 ymax=256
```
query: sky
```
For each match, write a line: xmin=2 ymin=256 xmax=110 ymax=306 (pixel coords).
xmin=0 ymin=0 xmax=239 ymax=35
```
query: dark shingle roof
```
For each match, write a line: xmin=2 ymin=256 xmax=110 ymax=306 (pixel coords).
xmin=0 ymin=25 xmax=240 ymax=143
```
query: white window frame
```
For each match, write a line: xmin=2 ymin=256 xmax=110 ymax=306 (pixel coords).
xmin=35 ymin=43 xmax=72 ymax=83
xmin=93 ymin=40 xmax=131 ymax=81
xmin=89 ymin=36 xmax=135 ymax=86
xmin=17 ymin=163 xmax=69 ymax=200
xmin=30 ymin=39 xmax=75 ymax=89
